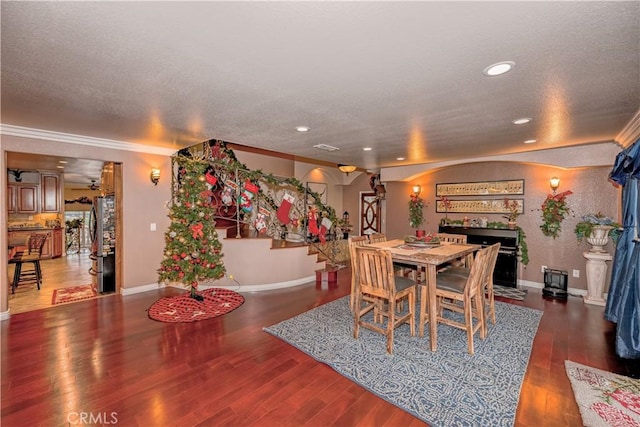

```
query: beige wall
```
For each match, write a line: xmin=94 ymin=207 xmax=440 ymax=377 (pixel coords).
xmin=1 ymin=135 xmax=172 ymax=313
xmin=383 ymin=161 xmax=620 ymax=291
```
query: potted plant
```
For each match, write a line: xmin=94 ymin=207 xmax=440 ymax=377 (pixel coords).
xmin=540 ymin=190 xmax=573 ymax=238
xmin=502 ymin=198 xmax=521 ymax=229
xmin=574 ymin=212 xmax=621 ymax=252
xmin=408 ymin=194 xmax=425 ymax=236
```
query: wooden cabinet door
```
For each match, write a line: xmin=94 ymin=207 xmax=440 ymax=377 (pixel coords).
xmin=40 ymin=232 xmax=53 ymax=259
xmin=52 ymin=228 xmax=63 ymax=258
xmin=41 ymin=173 xmax=61 ymax=213
xmin=16 ymin=185 xmax=38 ymax=213
xmin=7 ymin=185 xmax=16 ymax=213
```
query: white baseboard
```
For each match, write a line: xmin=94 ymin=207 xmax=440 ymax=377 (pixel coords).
xmin=0 ymin=310 xmax=10 ymax=321
xmin=120 ymin=282 xmax=167 ymax=296
xmin=169 ymin=275 xmax=316 ymax=293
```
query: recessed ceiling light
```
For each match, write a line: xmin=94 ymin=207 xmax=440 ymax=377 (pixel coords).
xmin=396 ymin=157 xmax=406 ymax=161
xmin=56 ymin=165 xmax=65 ymax=169
xmin=512 ymin=118 xmax=531 ymax=125
xmin=295 ymin=126 xmax=310 ymax=132
xmin=483 ymin=61 xmax=515 ymax=77
xmin=362 ymin=147 xmax=372 ymax=151
xmin=524 ymin=139 xmax=537 ymax=144
xmin=58 ymin=160 xmax=68 ymax=164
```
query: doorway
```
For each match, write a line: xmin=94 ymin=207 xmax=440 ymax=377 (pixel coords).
xmin=6 ymin=154 xmax=122 ymax=314
xmin=360 ymin=192 xmax=382 ymax=236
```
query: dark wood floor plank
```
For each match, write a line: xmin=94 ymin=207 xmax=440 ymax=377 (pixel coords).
xmin=2 ymin=266 xmax=639 ymax=426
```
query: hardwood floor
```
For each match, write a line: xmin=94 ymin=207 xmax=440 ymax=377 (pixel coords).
xmin=7 ymin=251 xmax=96 ymax=314
xmin=1 ymin=268 xmax=638 ymax=426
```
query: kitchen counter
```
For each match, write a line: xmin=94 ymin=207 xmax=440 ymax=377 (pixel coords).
xmin=7 ymin=228 xmax=64 ymax=258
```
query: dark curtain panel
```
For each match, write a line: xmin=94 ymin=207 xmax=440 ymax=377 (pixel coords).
xmin=605 ymin=138 xmax=640 ymax=359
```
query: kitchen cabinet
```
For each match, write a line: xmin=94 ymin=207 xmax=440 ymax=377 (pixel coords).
xmin=8 ymin=184 xmax=39 ymax=214
xmin=52 ymin=228 xmax=63 ymax=258
xmin=7 ymin=185 xmax=16 ymax=213
xmin=41 ymin=173 xmax=62 ymax=213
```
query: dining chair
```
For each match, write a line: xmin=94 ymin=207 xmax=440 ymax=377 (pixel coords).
xmin=432 ymin=244 xmax=490 ymax=354
xmin=368 ymin=233 xmax=387 ymax=243
xmin=9 ymin=233 xmax=48 ymax=294
xmin=438 ymin=243 xmax=501 ymax=325
xmin=435 ymin=232 xmax=471 ymax=269
xmin=348 ymin=235 xmax=372 ymax=311
xmin=353 ymin=245 xmax=417 ymax=354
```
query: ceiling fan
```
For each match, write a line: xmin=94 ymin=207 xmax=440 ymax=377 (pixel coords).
xmin=70 ymin=179 xmax=101 ymax=191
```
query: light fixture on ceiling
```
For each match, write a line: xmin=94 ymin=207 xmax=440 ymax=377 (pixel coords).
xmin=524 ymin=139 xmax=537 ymax=144
xmin=362 ymin=147 xmax=372 ymax=151
xmin=396 ymin=157 xmax=406 ymax=161
xmin=295 ymin=126 xmax=310 ymax=132
xmin=338 ymin=164 xmax=357 ymax=175
xmin=549 ymin=177 xmax=560 ymax=194
xmin=512 ymin=118 xmax=531 ymax=125
xmin=412 ymin=185 xmax=421 ymax=196
xmin=483 ymin=61 xmax=515 ymax=77
xmin=150 ymin=168 xmax=161 ymax=185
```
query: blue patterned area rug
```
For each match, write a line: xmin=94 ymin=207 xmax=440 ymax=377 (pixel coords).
xmin=264 ymin=296 xmax=542 ymax=426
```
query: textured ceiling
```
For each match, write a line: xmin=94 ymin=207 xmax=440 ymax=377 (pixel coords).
xmin=1 ymin=1 xmax=639 ymax=173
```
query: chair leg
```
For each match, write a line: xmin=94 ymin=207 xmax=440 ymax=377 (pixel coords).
xmin=387 ymin=299 xmax=395 ymax=354
xmin=12 ymin=263 xmax=21 ymax=294
xmin=34 ymin=260 xmax=42 ymax=290
xmin=464 ymin=298 xmax=474 ymax=355
xmin=485 ymin=283 xmax=496 ymax=324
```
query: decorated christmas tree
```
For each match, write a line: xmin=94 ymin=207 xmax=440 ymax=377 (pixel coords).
xmin=158 ymin=157 xmax=225 ymax=299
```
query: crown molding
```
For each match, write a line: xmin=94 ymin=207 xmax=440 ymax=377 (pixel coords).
xmin=616 ymin=108 xmax=640 ymax=148
xmin=381 ymin=142 xmax=621 ymax=182
xmin=0 ymin=124 xmax=176 ymax=156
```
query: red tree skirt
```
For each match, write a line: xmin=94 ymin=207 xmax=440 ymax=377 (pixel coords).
xmin=148 ymin=288 xmax=244 ymax=323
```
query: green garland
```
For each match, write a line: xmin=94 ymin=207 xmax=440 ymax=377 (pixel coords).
xmin=447 ymin=219 xmax=529 ymax=266
xmin=177 ymin=140 xmax=337 ymax=223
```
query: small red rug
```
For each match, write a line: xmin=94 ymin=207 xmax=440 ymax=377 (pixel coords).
xmin=148 ymin=288 xmax=245 ymax=323
xmin=52 ymin=285 xmax=97 ymax=305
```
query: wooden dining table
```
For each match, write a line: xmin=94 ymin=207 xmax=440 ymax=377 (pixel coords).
xmin=368 ymin=239 xmax=480 ymax=351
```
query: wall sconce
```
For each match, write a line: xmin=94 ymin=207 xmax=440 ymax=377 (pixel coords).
xmin=342 ymin=211 xmax=350 ymax=222
xmin=150 ymin=168 xmax=161 ymax=185
xmin=412 ymin=185 xmax=421 ymax=196
xmin=338 ymin=164 xmax=357 ymax=175
xmin=549 ymin=176 xmax=560 ymax=194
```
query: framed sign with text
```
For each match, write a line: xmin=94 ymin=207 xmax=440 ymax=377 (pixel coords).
xmin=436 ymin=198 xmax=524 ymax=214
xmin=436 ymin=179 xmax=524 ymax=197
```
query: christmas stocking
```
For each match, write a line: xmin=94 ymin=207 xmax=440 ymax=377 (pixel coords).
xmin=319 ymin=217 xmax=332 ymax=243
xmin=239 ymin=181 xmax=259 ymax=213
xmin=277 ymin=193 xmax=295 ymax=225
xmin=308 ymin=208 xmax=319 ymax=235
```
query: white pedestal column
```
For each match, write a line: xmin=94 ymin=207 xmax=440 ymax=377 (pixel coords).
xmin=583 ymin=251 xmax=613 ymax=306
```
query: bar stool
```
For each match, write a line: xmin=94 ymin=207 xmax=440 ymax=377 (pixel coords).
xmin=9 ymin=233 xmax=48 ymax=294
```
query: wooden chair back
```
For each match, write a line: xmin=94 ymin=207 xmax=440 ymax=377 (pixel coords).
xmin=348 ymin=236 xmax=371 ymax=311
xmin=354 ymin=246 xmax=396 ymax=299
xmin=435 ymin=233 xmax=467 ymax=244
xmin=368 ymin=233 xmax=387 ymax=244
xmin=27 ymin=233 xmax=48 ymax=257
xmin=483 ymin=243 xmax=501 ymax=324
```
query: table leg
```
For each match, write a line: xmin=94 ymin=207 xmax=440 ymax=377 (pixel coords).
xmin=419 ymin=285 xmax=427 ymax=337
xmin=427 ymin=264 xmax=438 ymax=352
